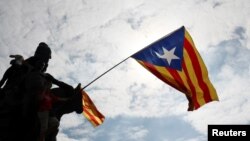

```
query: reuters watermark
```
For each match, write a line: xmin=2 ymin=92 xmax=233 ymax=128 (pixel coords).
xmin=208 ymin=125 xmax=250 ymax=140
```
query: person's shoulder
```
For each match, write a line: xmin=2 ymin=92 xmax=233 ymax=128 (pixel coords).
xmin=25 ymin=56 xmax=35 ymax=63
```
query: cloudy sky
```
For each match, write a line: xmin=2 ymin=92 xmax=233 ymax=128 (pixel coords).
xmin=0 ymin=0 xmax=250 ymax=140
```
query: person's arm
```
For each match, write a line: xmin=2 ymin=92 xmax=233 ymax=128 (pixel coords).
xmin=45 ymin=73 xmax=73 ymax=90
xmin=51 ymin=93 xmax=70 ymax=103
xmin=0 ymin=66 xmax=14 ymax=88
xmin=0 ymin=73 xmax=7 ymax=88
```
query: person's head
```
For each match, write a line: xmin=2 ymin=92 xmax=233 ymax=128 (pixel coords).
xmin=34 ymin=42 xmax=51 ymax=72
xmin=34 ymin=42 xmax=51 ymax=64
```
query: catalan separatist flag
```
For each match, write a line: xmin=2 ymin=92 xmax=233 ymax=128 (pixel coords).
xmin=131 ymin=26 xmax=218 ymax=111
xmin=82 ymin=90 xmax=105 ymax=127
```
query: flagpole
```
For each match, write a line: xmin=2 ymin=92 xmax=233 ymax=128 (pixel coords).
xmin=82 ymin=35 xmax=167 ymax=89
xmin=82 ymin=27 xmax=184 ymax=89
xmin=83 ymin=55 xmax=132 ymax=89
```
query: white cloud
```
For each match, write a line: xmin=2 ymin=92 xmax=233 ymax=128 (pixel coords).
xmin=0 ymin=0 xmax=249 ymax=141
xmin=57 ymin=133 xmax=85 ymax=141
xmin=107 ymin=123 xmax=149 ymax=141
xmin=125 ymin=126 xmax=149 ymax=140
xmin=60 ymin=113 xmax=85 ymax=129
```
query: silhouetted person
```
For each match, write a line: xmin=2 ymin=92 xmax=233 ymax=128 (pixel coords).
xmin=0 ymin=42 xmax=52 ymax=141
xmin=0 ymin=42 xmax=74 ymax=141
xmin=0 ymin=42 xmax=51 ymax=100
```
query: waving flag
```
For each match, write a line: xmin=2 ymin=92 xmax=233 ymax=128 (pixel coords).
xmin=132 ymin=26 xmax=218 ymax=111
xmin=82 ymin=90 xmax=105 ymax=127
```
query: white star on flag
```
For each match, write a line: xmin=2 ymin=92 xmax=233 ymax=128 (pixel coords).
xmin=155 ymin=47 xmax=180 ymax=65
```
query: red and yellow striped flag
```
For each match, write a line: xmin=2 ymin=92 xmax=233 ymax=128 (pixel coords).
xmin=82 ymin=90 xmax=105 ymax=127
xmin=132 ymin=26 xmax=219 ymax=111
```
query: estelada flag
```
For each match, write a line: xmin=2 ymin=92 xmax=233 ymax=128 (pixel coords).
xmin=132 ymin=26 xmax=218 ymax=111
xmin=82 ymin=90 xmax=105 ymax=127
